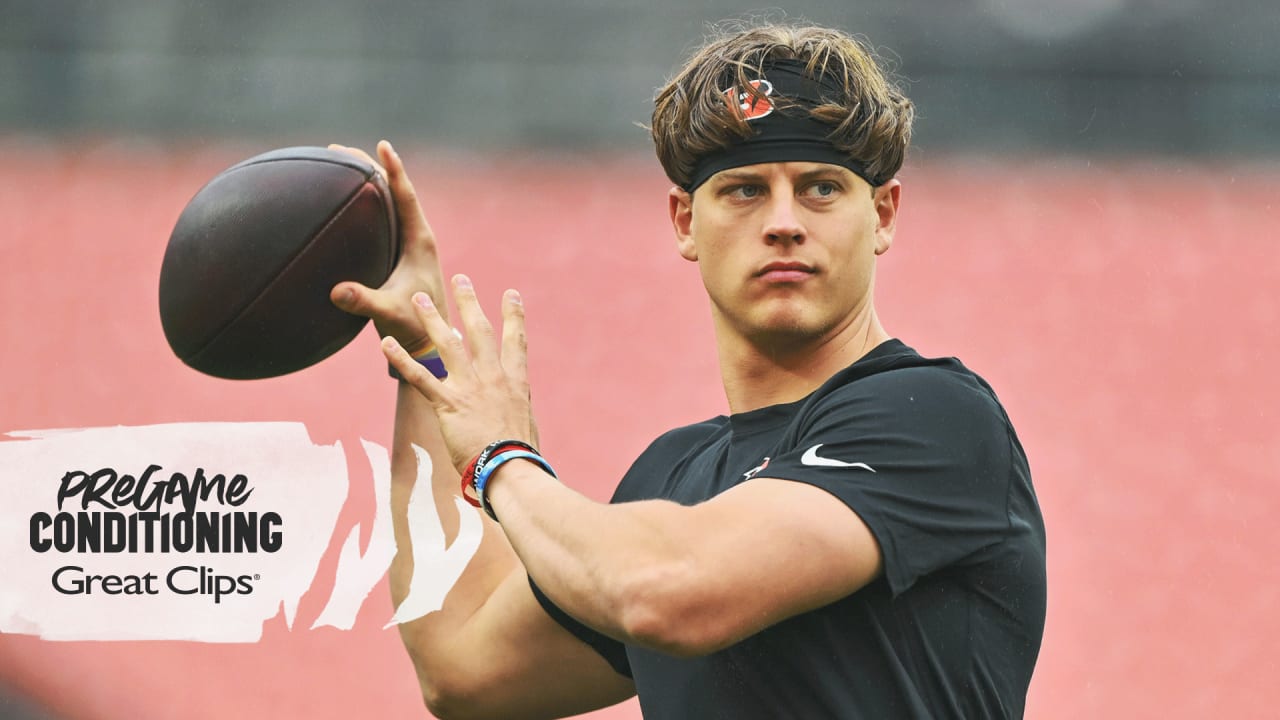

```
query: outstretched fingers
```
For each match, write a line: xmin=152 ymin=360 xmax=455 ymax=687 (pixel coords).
xmin=381 ymin=334 xmax=443 ymax=399
xmin=376 ymin=140 xmax=439 ymax=258
xmin=452 ymin=275 xmax=501 ymax=370
xmin=382 ymin=291 xmax=467 ymax=399
xmin=500 ymin=290 xmax=530 ymax=390
xmin=413 ymin=292 xmax=470 ymax=373
xmin=500 ymin=289 xmax=538 ymax=448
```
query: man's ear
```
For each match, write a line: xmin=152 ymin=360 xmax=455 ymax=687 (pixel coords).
xmin=669 ymin=186 xmax=698 ymax=262
xmin=873 ymin=179 xmax=901 ymax=256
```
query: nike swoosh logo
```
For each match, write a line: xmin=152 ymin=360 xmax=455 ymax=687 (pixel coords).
xmin=800 ymin=444 xmax=875 ymax=472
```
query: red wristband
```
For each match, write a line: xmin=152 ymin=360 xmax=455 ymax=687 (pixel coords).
xmin=459 ymin=441 xmax=535 ymax=509
xmin=460 ymin=438 xmax=535 ymax=509
xmin=459 ymin=454 xmax=482 ymax=507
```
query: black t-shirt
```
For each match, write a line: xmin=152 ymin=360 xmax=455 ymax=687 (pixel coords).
xmin=532 ymin=340 xmax=1046 ymax=719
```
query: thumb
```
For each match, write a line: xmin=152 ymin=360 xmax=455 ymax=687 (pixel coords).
xmin=330 ymin=281 xmax=378 ymax=317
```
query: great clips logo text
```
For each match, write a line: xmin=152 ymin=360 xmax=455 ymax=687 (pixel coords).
xmin=0 ymin=423 xmax=482 ymax=642
xmin=31 ymin=465 xmax=281 ymax=603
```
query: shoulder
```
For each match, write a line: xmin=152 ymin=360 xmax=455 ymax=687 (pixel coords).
xmin=646 ymin=416 xmax=728 ymax=453
xmin=805 ymin=345 xmax=1012 ymax=439
xmin=787 ymin=346 xmax=1018 ymax=481
xmin=631 ymin=416 xmax=728 ymax=468
xmin=611 ymin=416 xmax=727 ymax=502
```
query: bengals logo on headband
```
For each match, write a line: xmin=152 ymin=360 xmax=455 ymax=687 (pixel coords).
xmin=724 ymin=79 xmax=774 ymax=121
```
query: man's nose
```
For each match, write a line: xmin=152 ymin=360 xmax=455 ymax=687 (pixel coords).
xmin=762 ymin=194 xmax=805 ymax=245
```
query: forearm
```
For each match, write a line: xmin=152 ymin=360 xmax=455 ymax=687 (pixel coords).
xmin=483 ymin=460 xmax=694 ymax=648
xmin=483 ymin=463 xmax=879 ymax=660
xmin=389 ymin=389 xmax=641 ymax=716
xmin=390 ymin=383 xmax=522 ymax=678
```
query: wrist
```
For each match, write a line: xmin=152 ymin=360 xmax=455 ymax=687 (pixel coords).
xmin=460 ymin=440 xmax=556 ymax=522
xmin=387 ymin=340 xmax=448 ymax=380
xmin=479 ymin=453 xmax=546 ymax=509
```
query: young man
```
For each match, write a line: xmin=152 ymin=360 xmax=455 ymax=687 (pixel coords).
xmin=332 ymin=22 xmax=1046 ymax=720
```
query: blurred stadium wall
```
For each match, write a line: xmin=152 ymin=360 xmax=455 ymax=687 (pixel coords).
xmin=2 ymin=2 xmax=1278 ymax=720
xmin=3 ymin=0 xmax=1278 ymax=155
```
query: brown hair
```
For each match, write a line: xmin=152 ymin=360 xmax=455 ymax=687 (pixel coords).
xmin=651 ymin=22 xmax=915 ymax=189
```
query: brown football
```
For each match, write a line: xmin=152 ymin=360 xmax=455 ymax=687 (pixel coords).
xmin=159 ymin=146 xmax=398 ymax=379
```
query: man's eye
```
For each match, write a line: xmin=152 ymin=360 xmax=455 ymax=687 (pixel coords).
xmin=729 ymin=185 xmax=762 ymax=199
xmin=805 ymin=181 xmax=839 ymax=197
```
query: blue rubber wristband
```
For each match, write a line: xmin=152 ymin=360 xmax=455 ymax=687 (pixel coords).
xmin=474 ymin=449 xmax=556 ymax=522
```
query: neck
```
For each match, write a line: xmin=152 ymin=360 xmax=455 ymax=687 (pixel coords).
xmin=715 ymin=306 xmax=891 ymax=415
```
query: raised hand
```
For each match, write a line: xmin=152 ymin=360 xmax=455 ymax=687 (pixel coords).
xmin=381 ymin=275 xmax=538 ymax=474
xmin=328 ymin=140 xmax=448 ymax=353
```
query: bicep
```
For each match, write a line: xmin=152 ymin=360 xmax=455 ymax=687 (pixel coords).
xmin=415 ymin=568 xmax=635 ymax=720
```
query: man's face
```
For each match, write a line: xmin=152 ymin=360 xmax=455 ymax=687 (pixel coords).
xmin=669 ymin=161 xmax=900 ymax=351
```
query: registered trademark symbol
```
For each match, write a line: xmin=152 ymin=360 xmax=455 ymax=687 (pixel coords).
xmin=254 ymin=574 xmax=261 ymax=580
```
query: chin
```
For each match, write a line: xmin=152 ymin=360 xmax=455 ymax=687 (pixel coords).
xmin=713 ymin=293 xmax=843 ymax=350
xmin=742 ymin=309 xmax=831 ymax=349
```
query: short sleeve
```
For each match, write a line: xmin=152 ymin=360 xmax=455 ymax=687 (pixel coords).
xmin=756 ymin=366 xmax=1014 ymax=596
xmin=528 ymin=576 xmax=632 ymax=678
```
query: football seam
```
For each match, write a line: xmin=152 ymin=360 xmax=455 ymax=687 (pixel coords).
xmin=183 ymin=176 xmax=376 ymax=369
xmin=234 ymin=153 xmax=372 ymax=177
xmin=374 ymin=175 xmax=400 ymax=277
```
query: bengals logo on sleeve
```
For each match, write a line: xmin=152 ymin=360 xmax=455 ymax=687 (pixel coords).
xmin=724 ymin=79 xmax=774 ymax=120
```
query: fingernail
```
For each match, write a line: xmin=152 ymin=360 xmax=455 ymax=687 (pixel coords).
xmin=381 ymin=336 xmax=403 ymax=353
xmin=413 ymin=293 xmax=433 ymax=308
xmin=508 ymin=290 xmax=522 ymax=306
xmin=455 ymin=275 xmax=473 ymax=289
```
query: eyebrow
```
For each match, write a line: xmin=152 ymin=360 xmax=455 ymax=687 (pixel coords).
xmin=712 ymin=167 xmax=851 ymax=186
xmin=794 ymin=167 xmax=851 ymax=183
xmin=713 ymin=170 xmax=767 ymax=185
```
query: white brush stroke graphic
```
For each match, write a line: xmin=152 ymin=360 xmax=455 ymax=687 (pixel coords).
xmin=310 ymin=438 xmax=397 ymax=631
xmin=385 ymin=444 xmax=483 ymax=627
xmin=311 ymin=440 xmax=482 ymax=630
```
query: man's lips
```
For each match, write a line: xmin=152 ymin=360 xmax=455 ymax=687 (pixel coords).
xmin=755 ymin=262 xmax=816 ymax=282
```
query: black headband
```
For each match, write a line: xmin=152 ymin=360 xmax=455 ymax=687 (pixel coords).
xmin=683 ymin=59 xmax=873 ymax=193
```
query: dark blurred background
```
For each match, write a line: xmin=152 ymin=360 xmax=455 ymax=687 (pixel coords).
xmin=3 ymin=0 xmax=1277 ymax=156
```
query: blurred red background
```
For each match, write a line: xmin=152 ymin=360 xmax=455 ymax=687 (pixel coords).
xmin=1 ymin=139 xmax=1277 ymax=718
